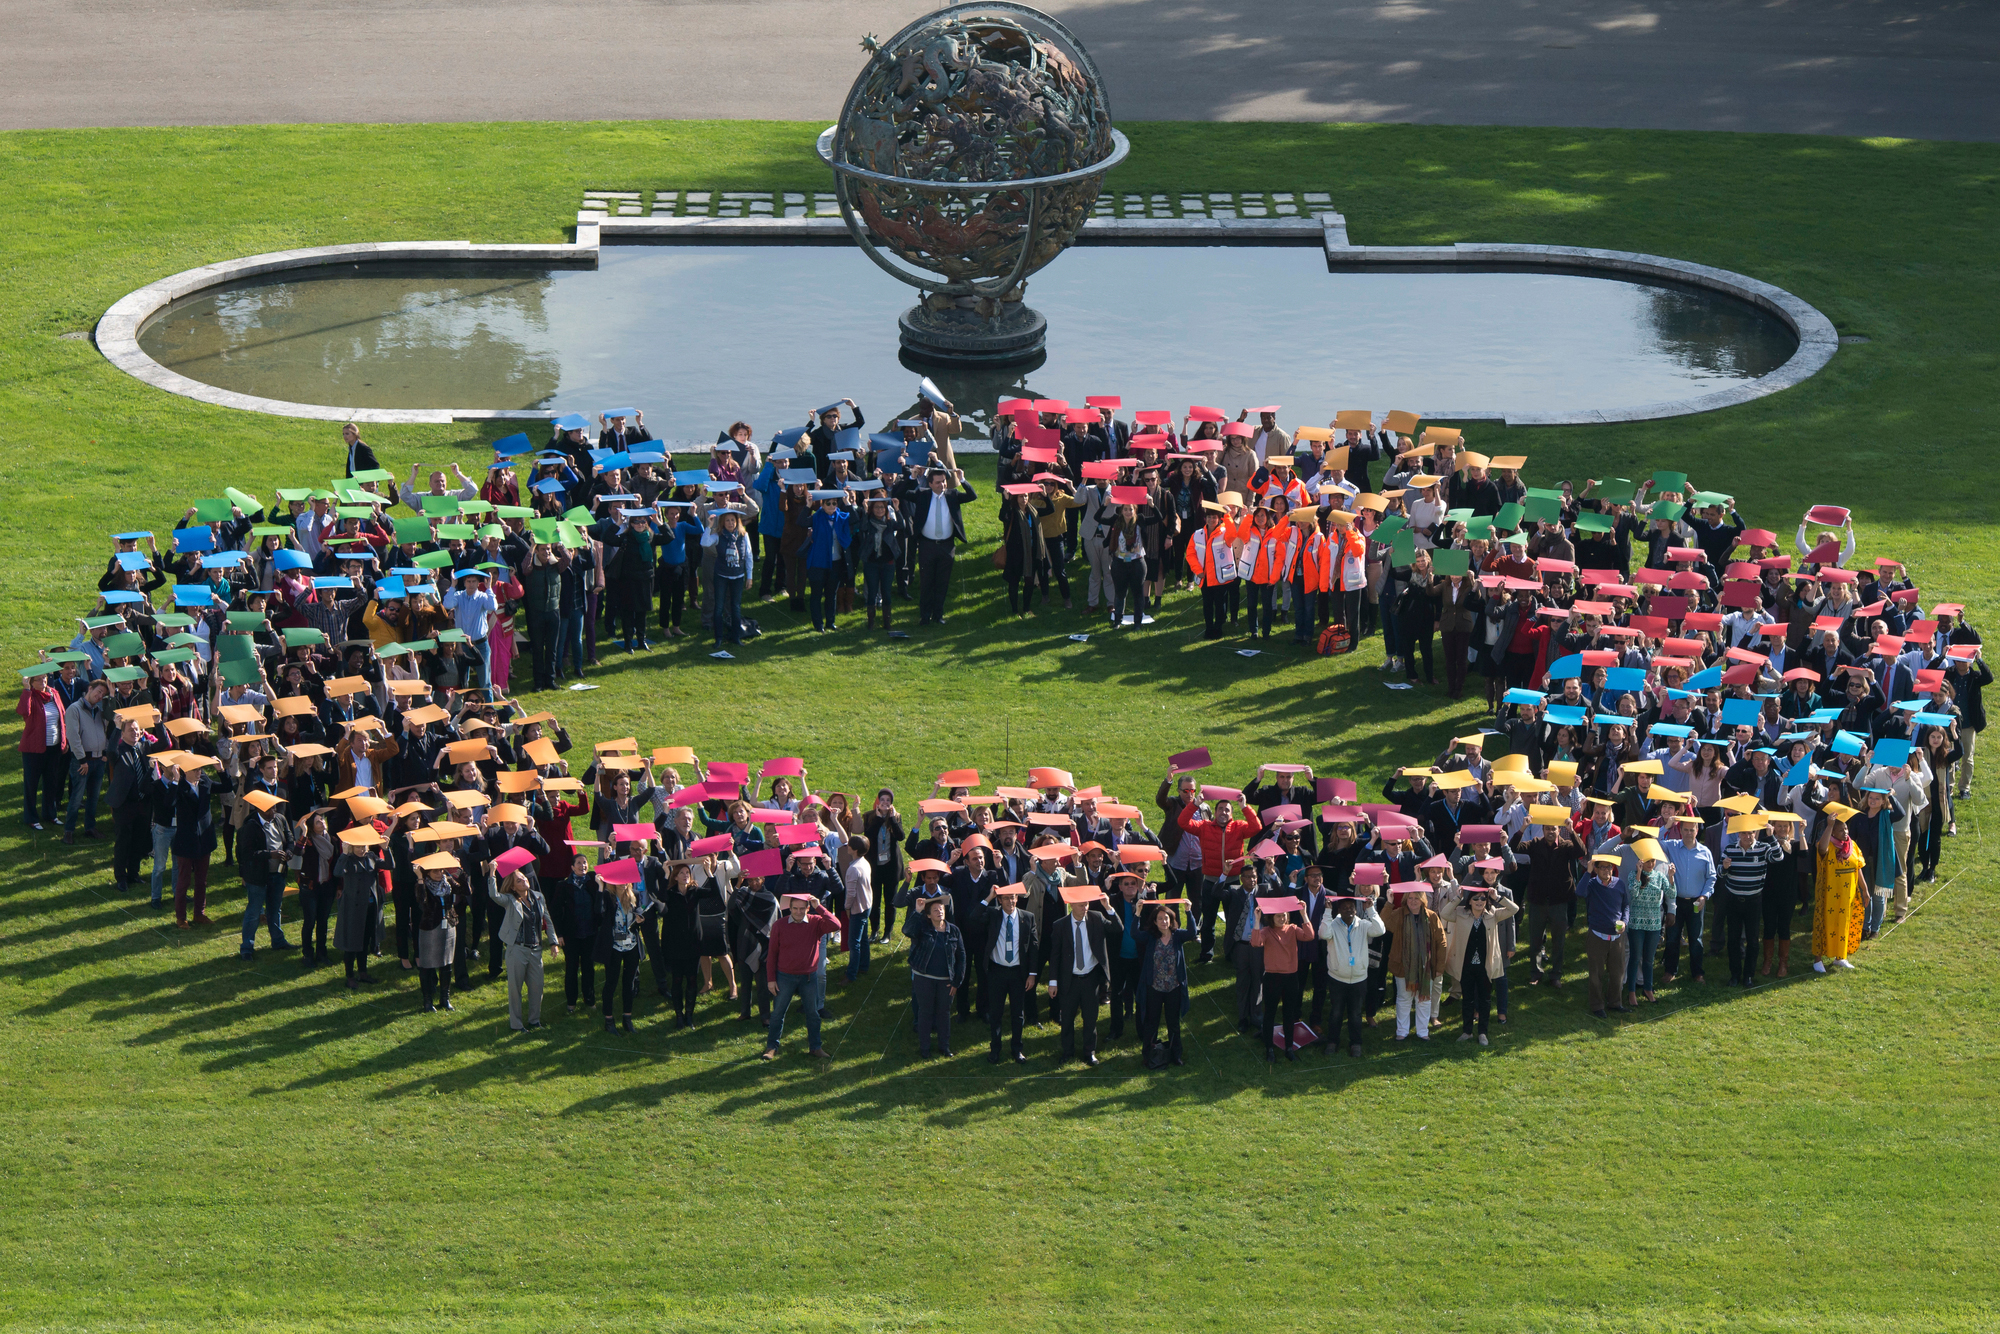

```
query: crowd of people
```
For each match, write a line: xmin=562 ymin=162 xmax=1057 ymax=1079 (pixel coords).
xmin=13 ymin=392 xmax=1986 ymax=1066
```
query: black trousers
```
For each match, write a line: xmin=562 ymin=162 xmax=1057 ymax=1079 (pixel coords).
xmin=917 ymin=537 xmax=955 ymax=622
xmin=957 ymin=949 xmax=986 ymax=1019
xmin=1057 ymin=975 xmax=1102 ymax=1059
xmin=303 ymin=886 xmax=337 ymax=962
xmin=1232 ymin=938 xmax=1265 ymax=1025
xmin=658 ymin=564 xmax=687 ymax=629
xmin=912 ymin=975 xmax=953 ymax=1054
xmin=112 ymin=801 xmax=150 ymax=885
xmin=758 ymin=531 xmax=785 ymax=597
xmin=1140 ymin=986 xmax=1185 ymax=1062
xmin=1326 ymin=978 xmax=1366 ymax=1051
xmin=1722 ymin=893 xmax=1763 ymax=982
xmin=640 ymin=917 xmax=669 ymax=993
xmin=735 ymin=954 xmax=772 ymax=1023
xmin=601 ymin=952 xmax=640 ymax=1018
xmin=392 ymin=880 xmax=416 ymax=960
xmin=1461 ymin=966 xmax=1493 ymax=1035
xmin=1304 ymin=955 xmax=1329 ymax=1025
xmin=1198 ymin=876 xmax=1227 ymax=959
xmin=564 ymin=939 xmax=597 ymax=1006
xmin=1107 ymin=954 xmax=1141 ymax=1038
xmin=1201 ymin=583 xmax=1229 ymax=637
xmin=668 ymin=959 xmax=699 ymax=1020
xmin=529 ymin=612 xmax=559 ymax=688
xmin=420 ymin=966 xmax=451 ymax=1007
xmin=1261 ymin=968 xmax=1303 ymax=1050
xmin=1366 ymin=927 xmax=1392 ymax=1017
xmin=987 ymin=962 xmax=1029 ymax=1054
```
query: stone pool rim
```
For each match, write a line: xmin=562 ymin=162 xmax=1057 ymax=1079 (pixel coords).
xmin=95 ymin=212 xmax=1838 ymax=433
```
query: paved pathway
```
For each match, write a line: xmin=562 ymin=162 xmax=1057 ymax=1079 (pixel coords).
xmin=7 ymin=0 xmax=1996 ymax=139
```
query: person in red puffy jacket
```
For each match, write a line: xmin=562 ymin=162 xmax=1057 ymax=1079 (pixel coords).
xmin=1178 ymin=798 xmax=1262 ymax=962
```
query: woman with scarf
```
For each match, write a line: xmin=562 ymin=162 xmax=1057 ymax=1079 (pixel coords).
xmin=999 ymin=487 xmax=1050 ymax=619
xmin=1846 ymin=787 xmax=1904 ymax=940
xmin=332 ymin=828 xmax=387 ymax=988
xmin=414 ymin=854 xmax=470 ymax=1011
xmin=1811 ymin=803 xmax=1868 ymax=973
xmin=1383 ymin=882 xmax=1446 ymax=1041
xmin=293 ymin=811 xmax=340 ymax=967
xmin=1441 ymin=879 xmax=1517 ymax=1046
xmin=596 ymin=876 xmax=651 ymax=1033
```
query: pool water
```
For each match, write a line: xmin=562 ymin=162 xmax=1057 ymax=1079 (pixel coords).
xmin=137 ymin=243 xmax=1797 ymax=432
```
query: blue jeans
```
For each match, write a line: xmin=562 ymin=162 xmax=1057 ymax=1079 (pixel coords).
xmin=556 ymin=608 xmax=585 ymax=679
xmin=846 ymin=913 xmax=870 ymax=979
xmin=149 ymin=822 xmax=175 ymax=902
xmin=1863 ymin=889 xmax=1886 ymax=934
xmin=765 ymin=969 xmax=826 ymax=1051
xmin=66 ymin=754 xmax=106 ymax=833
xmin=713 ymin=575 xmax=745 ymax=645
xmin=239 ymin=873 xmax=287 ymax=955
xmin=1624 ymin=927 xmax=1661 ymax=991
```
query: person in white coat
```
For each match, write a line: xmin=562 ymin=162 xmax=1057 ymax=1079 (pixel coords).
xmin=1318 ymin=891 xmax=1384 ymax=1057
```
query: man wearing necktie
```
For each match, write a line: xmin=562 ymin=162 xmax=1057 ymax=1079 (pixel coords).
xmin=976 ymin=884 xmax=1039 ymax=1063
xmin=1045 ymin=889 xmax=1121 ymax=1066
xmin=913 ymin=466 xmax=977 ymax=627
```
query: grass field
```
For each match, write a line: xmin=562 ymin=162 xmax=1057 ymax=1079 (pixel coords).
xmin=1 ymin=121 xmax=1997 ymax=1331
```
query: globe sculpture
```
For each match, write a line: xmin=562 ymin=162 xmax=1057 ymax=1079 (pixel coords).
xmin=816 ymin=2 xmax=1130 ymax=364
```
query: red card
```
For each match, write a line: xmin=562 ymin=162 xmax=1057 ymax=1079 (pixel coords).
xmin=1187 ymin=406 xmax=1225 ymax=423
xmin=1169 ymin=747 xmax=1212 ymax=775
xmin=737 ymin=848 xmax=783 ymax=877
xmin=1316 ymin=777 xmax=1357 ymax=803
xmin=1133 ymin=410 xmax=1171 ymax=426
xmin=777 ymin=824 xmax=822 ymax=847
xmin=759 ymin=757 xmax=804 ymax=778
xmin=1719 ymin=582 xmax=1762 ymax=608
xmin=689 ymin=833 xmax=735 ymax=856
xmin=1684 ymin=612 xmax=1724 ymax=632
xmin=707 ymin=761 xmax=749 ymax=785
xmin=1805 ymin=505 xmax=1850 ymax=526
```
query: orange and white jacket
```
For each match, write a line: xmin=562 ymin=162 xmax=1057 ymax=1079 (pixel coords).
xmin=1300 ymin=530 xmax=1336 ymax=594
xmin=1253 ymin=475 xmax=1308 ymax=510
xmin=1186 ymin=523 xmax=1238 ymax=586
xmin=1244 ymin=523 xmax=1301 ymax=585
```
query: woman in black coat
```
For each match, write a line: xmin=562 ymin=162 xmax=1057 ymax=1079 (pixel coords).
xmin=655 ymin=862 xmax=705 ymax=1026
xmin=860 ymin=793 xmax=906 ymax=943
xmin=549 ymin=856 xmax=601 ymax=1013
xmin=293 ymin=811 xmax=340 ymax=966
xmin=168 ymin=765 xmax=218 ymax=927
xmin=1135 ymin=901 xmax=1197 ymax=1067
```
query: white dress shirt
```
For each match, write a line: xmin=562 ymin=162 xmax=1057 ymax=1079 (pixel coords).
xmin=991 ymin=908 xmax=1024 ymax=967
xmin=1069 ymin=915 xmax=1095 ymax=974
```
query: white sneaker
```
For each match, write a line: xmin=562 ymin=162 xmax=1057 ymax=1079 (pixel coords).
xmin=1456 ymin=1032 xmax=1474 ymax=1042
xmin=1812 ymin=960 xmax=1827 ymax=974
xmin=1477 ymin=1034 xmax=1489 ymax=1047
xmin=1837 ymin=958 xmax=1856 ymax=970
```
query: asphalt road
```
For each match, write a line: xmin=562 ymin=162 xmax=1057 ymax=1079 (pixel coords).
xmin=6 ymin=0 xmax=1997 ymax=139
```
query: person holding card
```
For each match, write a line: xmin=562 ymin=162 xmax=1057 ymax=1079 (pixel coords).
xmin=1136 ymin=900 xmax=1195 ymax=1067
xmin=1442 ymin=882 xmax=1516 ymax=1046
xmin=1046 ymin=886 xmax=1120 ymax=1066
xmin=1250 ymin=898 xmax=1314 ymax=1061
xmin=760 ymin=892 xmax=841 ymax=1060
xmin=904 ymin=896 xmax=966 ymax=1058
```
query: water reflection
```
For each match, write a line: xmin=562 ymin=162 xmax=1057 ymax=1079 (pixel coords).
xmin=137 ymin=245 xmax=1797 ymax=428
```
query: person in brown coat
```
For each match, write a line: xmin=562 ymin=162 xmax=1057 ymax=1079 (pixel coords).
xmin=1383 ymin=882 xmax=1447 ymax=1041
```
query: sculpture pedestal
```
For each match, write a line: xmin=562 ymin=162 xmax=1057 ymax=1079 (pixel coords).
xmin=898 ymin=301 xmax=1047 ymax=365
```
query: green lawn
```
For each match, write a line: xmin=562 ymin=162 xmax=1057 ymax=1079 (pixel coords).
xmin=1 ymin=121 xmax=1997 ymax=1332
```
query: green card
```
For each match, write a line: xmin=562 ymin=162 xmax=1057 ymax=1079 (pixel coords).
xmin=458 ymin=499 xmax=494 ymax=515
xmin=1445 ymin=507 xmax=1474 ymax=524
xmin=1373 ymin=514 xmax=1408 ymax=542
xmin=336 ymin=506 xmax=375 ymax=519
xmin=103 ymin=665 xmax=147 ymax=683
xmin=1595 ymin=478 xmax=1636 ymax=505
xmin=400 ymin=638 xmax=438 ymax=653
xmin=528 ymin=519 xmax=559 ymax=542
xmin=1464 ymin=517 xmax=1493 ymax=541
xmin=282 ymin=627 xmax=327 ymax=648
xmin=1651 ymin=501 xmax=1686 ymax=523
xmin=561 ymin=506 xmax=592 ymax=526
xmin=1652 ymin=470 xmax=1688 ymax=494
xmin=422 ymin=494 xmax=461 ymax=516
xmin=19 ymin=662 xmax=59 ymax=679
xmin=1690 ymin=490 xmax=1732 ymax=508
xmin=1495 ymin=502 xmax=1524 ymax=530
xmin=46 ymin=651 xmax=92 ymax=664
xmin=1523 ymin=494 xmax=1563 ymax=525
xmin=1525 ymin=486 xmax=1564 ymax=501
xmin=224 ymin=487 xmax=262 ymax=514
xmin=276 ymin=488 xmax=313 ymax=503
xmin=193 ymin=498 xmax=234 ymax=523
xmin=393 ymin=515 xmax=434 ymax=544
xmin=1431 ymin=547 xmax=1471 ymax=577
xmin=309 ymin=488 xmax=339 ymax=501
xmin=557 ymin=523 xmax=586 ymax=549
xmin=478 ymin=524 xmax=505 ymax=540
xmin=226 ymin=611 xmax=266 ymax=630
xmin=165 ymin=633 xmax=200 ymax=647
xmin=1575 ymin=512 xmax=1614 ymax=534
xmin=414 ymin=550 xmax=454 ymax=570
xmin=1391 ymin=530 xmax=1416 ymax=568
xmin=436 ymin=524 xmax=476 ymax=540
xmin=153 ymin=613 xmax=195 ymax=629
xmin=152 ymin=647 xmax=196 ymax=665
xmin=494 ymin=505 xmax=535 ymax=519
xmin=217 ymin=635 xmax=257 ymax=663
xmin=350 ymin=468 xmax=393 ymax=483
xmin=250 ymin=525 xmax=292 ymax=538
xmin=219 ymin=657 xmax=262 ymax=688
xmin=1499 ymin=531 xmax=1529 ymax=547
xmin=436 ymin=630 xmax=468 ymax=644
xmin=102 ymin=632 xmax=146 ymax=658
xmin=82 ymin=615 xmax=125 ymax=631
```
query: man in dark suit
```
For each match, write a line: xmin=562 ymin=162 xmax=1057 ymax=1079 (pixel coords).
xmin=969 ymin=883 xmax=1038 ymax=1063
xmin=907 ymin=466 xmax=978 ymax=627
xmin=596 ymin=411 xmax=653 ymax=453
xmin=1044 ymin=887 xmax=1123 ymax=1066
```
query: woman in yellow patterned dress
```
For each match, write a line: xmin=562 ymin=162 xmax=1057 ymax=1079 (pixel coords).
xmin=1812 ymin=802 xmax=1867 ymax=973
